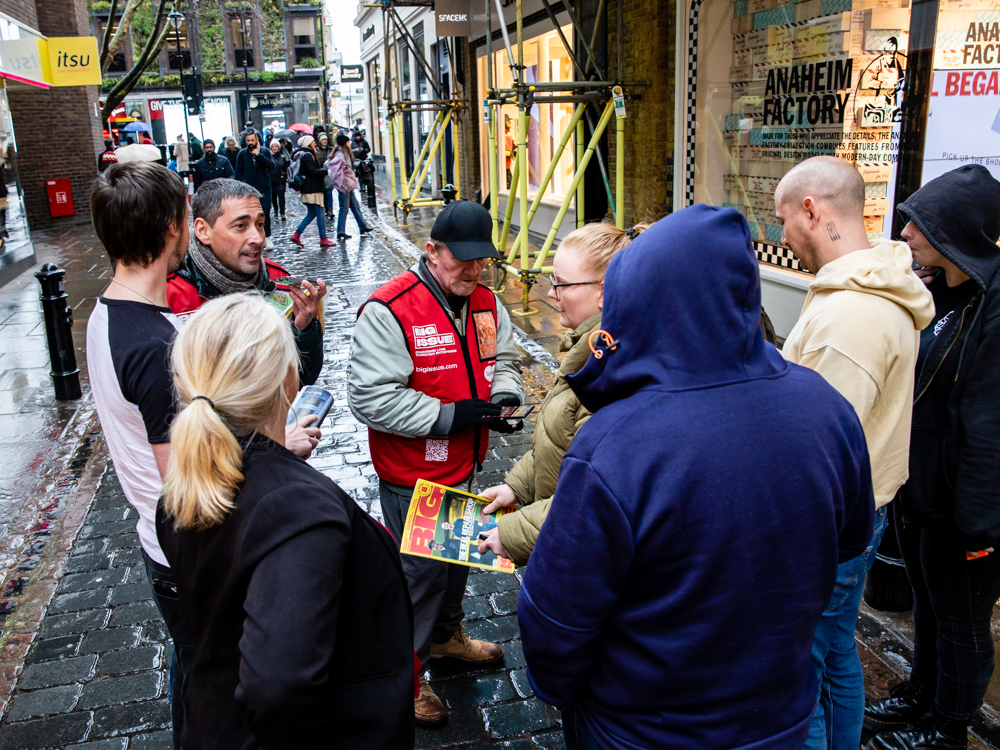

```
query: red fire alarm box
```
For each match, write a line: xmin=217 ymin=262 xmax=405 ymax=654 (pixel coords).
xmin=46 ymin=179 xmax=74 ymax=218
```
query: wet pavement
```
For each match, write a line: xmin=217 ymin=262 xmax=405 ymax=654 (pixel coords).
xmin=0 ymin=195 xmax=570 ymax=749
xmin=0 ymin=190 xmax=997 ymax=748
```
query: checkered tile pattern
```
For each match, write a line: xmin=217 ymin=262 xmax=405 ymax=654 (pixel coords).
xmin=755 ymin=241 xmax=803 ymax=271
xmin=685 ymin=0 xmax=702 ymax=207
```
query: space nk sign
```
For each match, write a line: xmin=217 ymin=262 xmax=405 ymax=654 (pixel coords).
xmin=435 ymin=0 xmax=470 ymax=36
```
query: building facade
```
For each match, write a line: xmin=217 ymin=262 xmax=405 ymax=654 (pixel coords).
xmin=96 ymin=0 xmax=328 ymax=150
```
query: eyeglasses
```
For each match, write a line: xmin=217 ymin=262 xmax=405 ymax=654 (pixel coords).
xmin=546 ymin=275 xmax=601 ymax=297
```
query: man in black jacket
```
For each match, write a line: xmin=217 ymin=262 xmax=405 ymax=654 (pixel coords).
xmin=865 ymin=164 xmax=1000 ymax=750
xmin=235 ymin=131 xmax=275 ymax=250
xmin=190 ymin=139 xmax=233 ymax=190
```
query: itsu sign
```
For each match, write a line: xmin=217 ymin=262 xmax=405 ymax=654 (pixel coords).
xmin=435 ymin=0 xmax=470 ymax=36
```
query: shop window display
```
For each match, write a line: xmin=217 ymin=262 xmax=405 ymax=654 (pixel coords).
xmin=691 ymin=0 xmax=914 ymax=267
xmin=478 ymin=25 xmax=577 ymax=204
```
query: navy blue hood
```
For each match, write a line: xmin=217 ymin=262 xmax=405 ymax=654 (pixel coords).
xmin=568 ymin=204 xmax=787 ymax=411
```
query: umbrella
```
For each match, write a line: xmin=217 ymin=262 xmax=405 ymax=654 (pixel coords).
xmin=114 ymin=144 xmax=161 ymax=163
xmin=121 ymin=121 xmax=152 ymax=133
xmin=288 ymin=122 xmax=312 ymax=133
xmin=274 ymin=129 xmax=297 ymax=140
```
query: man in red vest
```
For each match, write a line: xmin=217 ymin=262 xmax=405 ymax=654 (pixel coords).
xmin=349 ymin=200 xmax=525 ymax=725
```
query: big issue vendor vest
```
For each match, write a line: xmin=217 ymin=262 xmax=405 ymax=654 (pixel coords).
xmin=362 ymin=271 xmax=499 ymax=487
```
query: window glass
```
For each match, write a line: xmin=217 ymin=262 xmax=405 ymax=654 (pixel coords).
xmin=230 ymin=16 xmax=255 ymax=69
xmin=923 ymin=2 xmax=1000 ymax=184
xmin=292 ymin=16 xmax=316 ymax=45
xmin=477 ymin=24 xmax=577 ymax=204
xmin=693 ymin=0 xmax=911 ymax=252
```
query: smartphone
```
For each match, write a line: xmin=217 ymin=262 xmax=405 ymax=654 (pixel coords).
xmin=282 ymin=276 xmax=305 ymax=287
xmin=498 ymin=405 xmax=535 ymax=419
xmin=286 ymin=386 xmax=334 ymax=426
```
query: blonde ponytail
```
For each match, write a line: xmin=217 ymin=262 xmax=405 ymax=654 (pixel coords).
xmin=163 ymin=293 xmax=299 ymax=530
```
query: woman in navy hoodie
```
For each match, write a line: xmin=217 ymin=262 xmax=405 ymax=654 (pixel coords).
xmin=518 ymin=204 xmax=874 ymax=750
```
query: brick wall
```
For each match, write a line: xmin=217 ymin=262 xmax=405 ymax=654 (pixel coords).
xmin=456 ymin=39 xmax=483 ymax=202
xmin=607 ymin=0 xmax=676 ymax=224
xmin=0 ymin=0 xmax=37 ymax=29
xmin=7 ymin=0 xmax=103 ymax=231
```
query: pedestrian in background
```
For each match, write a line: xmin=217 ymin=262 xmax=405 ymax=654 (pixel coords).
xmin=190 ymin=139 xmax=233 ymax=191
xmin=87 ymin=162 xmax=194 ymax=749
xmin=328 ymin=133 xmax=372 ymax=240
xmin=774 ymin=156 xmax=933 ymax=750
xmin=187 ymin=132 xmax=203 ymax=161
xmin=268 ymin=140 xmax=287 ymax=222
xmin=864 ymin=164 xmax=1000 ymax=750
xmin=157 ymin=294 xmax=415 ymax=750
xmin=478 ymin=222 xmax=648 ymax=565
xmin=222 ymin=138 xmax=240 ymax=171
xmin=173 ymin=134 xmax=190 ymax=181
xmin=315 ymin=132 xmax=334 ymax=219
xmin=518 ymin=205 xmax=874 ymax=750
xmin=98 ymin=138 xmax=118 ymax=173
xmin=289 ymin=135 xmax=334 ymax=248
xmin=234 ymin=131 xmax=275 ymax=251
xmin=348 ymin=200 xmax=524 ymax=725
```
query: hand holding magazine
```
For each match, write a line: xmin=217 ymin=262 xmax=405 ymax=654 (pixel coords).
xmin=400 ymin=480 xmax=516 ymax=573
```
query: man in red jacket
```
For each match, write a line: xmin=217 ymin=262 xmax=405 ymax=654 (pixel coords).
xmin=348 ymin=200 xmax=525 ymax=725
xmin=167 ymin=178 xmax=326 ymax=387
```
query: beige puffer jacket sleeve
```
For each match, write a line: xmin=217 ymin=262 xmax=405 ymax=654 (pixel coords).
xmin=496 ymin=314 xmax=600 ymax=566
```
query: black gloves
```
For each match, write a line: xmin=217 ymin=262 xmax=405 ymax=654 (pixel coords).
xmin=450 ymin=399 xmax=503 ymax=435
xmin=493 ymin=395 xmax=520 ymax=408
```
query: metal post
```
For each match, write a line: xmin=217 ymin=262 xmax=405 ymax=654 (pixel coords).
xmin=616 ymin=115 xmax=624 ymax=228
xmin=487 ymin=0 xmax=499 ymax=250
xmin=35 ymin=265 xmax=81 ymax=401
xmin=513 ymin=0 xmax=537 ymax=315
xmin=536 ymin=100 xmax=614 ymax=263
xmin=387 ymin=114 xmax=398 ymax=206
xmin=405 ymin=109 xmax=445 ymax=197
xmin=410 ymin=108 xmax=453 ymax=202
xmin=395 ymin=112 xmax=410 ymax=202
xmin=510 ymin=102 xmax=587 ymax=257
xmin=576 ymin=118 xmax=584 ymax=228
xmin=453 ymin=113 xmax=460 ymax=199
xmin=499 ymin=155 xmax=520 ymax=256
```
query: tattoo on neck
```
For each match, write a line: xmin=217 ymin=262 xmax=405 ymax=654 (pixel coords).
xmin=826 ymin=222 xmax=841 ymax=241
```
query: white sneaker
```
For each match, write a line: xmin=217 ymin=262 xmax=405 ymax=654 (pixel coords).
xmin=264 ymin=238 xmax=274 ymax=250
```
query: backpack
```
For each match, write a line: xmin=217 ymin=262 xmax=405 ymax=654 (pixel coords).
xmin=287 ymin=151 xmax=307 ymax=191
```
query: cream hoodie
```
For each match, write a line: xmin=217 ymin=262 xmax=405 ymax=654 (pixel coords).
xmin=782 ymin=240 xmax=935 ymax=508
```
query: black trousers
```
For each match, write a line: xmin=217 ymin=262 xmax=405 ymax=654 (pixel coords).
xmin=258 ymin=195 xmax=271 ymax=238
xmin=271 ymin=190 xmax=285 ymax=217
xmin=895 ymin=501 xmax=1000 ymax=721
xmin=143 ymin=550 xmax=196 ymax=750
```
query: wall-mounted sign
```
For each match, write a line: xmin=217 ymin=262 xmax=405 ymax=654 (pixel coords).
xmin=42 ymin=37 xmax=102 ymax=86
xmin=341 ymin=64 xmax=363 ymax=82
xmin=923 ymin=68 xmax=1000 ymax=184
xmin=436 ymin=0 xmax=471 ymax=36
xmin=0 ymin=35 xmax=48 ymax=88
xmin=362 ymin=24 xmax=376 ymax=44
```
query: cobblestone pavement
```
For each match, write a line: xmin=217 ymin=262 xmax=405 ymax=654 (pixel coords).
xmin=0 ymin=196 xmax=568 ymax=749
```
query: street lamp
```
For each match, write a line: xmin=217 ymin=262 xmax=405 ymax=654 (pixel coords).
xmin=237 ymin=5 xmax=252 ymax=126
xmin=168 ymin=6 xmax=184 ymax=151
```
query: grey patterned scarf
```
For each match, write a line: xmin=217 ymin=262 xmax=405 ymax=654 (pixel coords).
xmin=188 ymin=239 xmax=265 ymax=294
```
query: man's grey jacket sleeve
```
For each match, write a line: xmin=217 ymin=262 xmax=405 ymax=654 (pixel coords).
xmin=348 ymin=302 xmax=444 ymax=438
xmin=491 ymin=303 xmax=524 ymax=404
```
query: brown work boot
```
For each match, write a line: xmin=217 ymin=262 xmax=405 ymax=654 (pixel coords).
xmin=415 ymin=674 xmax=448 ymax=725
xmin=430 ymin=625 xmax=504 ymax=663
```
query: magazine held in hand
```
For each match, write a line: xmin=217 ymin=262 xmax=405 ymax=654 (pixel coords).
xmin=401 ymin=480 xmax=516 ymax=573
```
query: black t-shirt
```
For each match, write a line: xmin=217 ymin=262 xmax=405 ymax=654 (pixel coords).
xmin=917 ymin=277 xmax=978 ymax=376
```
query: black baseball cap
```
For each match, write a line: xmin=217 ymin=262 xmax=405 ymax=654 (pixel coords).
xmin=430 ymin=200 xmax=501 ymax=261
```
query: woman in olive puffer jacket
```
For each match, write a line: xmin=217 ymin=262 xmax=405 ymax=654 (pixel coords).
xmin=477 ymin=222 xmax=648 ymax=566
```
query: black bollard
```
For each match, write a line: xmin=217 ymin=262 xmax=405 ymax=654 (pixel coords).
xmin=441 ymin=184 xmax=458 ymax=205
xmin=35 ymin=264 xmax=81 ymax=401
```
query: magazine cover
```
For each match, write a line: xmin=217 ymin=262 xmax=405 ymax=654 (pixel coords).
xmin=400 ymin=480 xmax=516 ymax=573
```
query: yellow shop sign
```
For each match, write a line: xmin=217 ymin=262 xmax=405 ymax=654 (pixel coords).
xmin=40 ymin=37 xmax=101 ymax=87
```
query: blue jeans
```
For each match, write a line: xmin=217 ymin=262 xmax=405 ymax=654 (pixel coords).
xmin=805 ymin=504 xmax=888 ymax=750
xmin=296 ymin=202 xmax=327 ymax=238
xmin=324 ymin=187 xmax=334 ymax=214
xmin=337 ymin=189 xmax=369 ymax=235
xmin=564 ymin=707 xmax=601 ymax=750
